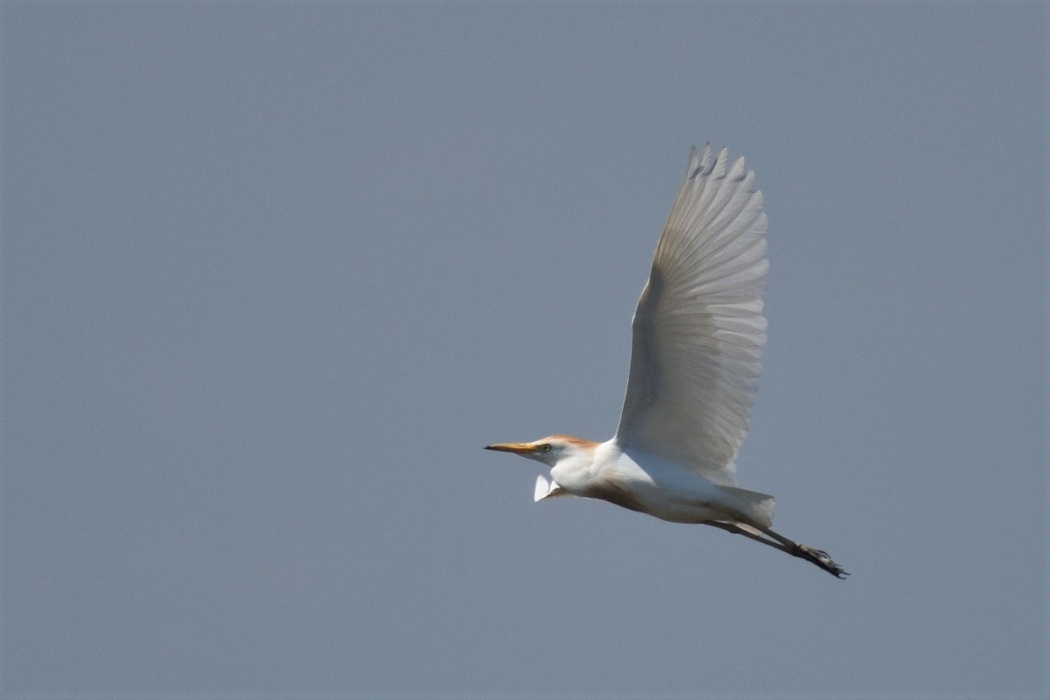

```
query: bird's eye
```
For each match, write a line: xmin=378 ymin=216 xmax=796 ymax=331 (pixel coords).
xmin=540 ymin=444 xmax=552 ymax=453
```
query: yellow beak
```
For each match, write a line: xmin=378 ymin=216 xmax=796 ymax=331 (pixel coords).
xmin=484 ymin=442 xmax=536 ymax=455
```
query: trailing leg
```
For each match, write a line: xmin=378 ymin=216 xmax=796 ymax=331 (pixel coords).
xmin=706 ymin=521 xmax=849 ymax=578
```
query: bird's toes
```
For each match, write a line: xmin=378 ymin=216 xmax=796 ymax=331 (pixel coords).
xmin=796 ymin=544 xmax=850 ymax=579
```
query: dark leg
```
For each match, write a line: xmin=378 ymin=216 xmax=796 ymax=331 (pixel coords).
xmin=706 ymin=521 xmax=849 ymax=578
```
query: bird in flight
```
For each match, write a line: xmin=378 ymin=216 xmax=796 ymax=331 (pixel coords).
xmin=487 ymin=144 xmax=847 ymax=578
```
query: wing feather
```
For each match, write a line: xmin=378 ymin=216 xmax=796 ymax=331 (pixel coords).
xmin=614 ymin=145 xmax=767 ymax=486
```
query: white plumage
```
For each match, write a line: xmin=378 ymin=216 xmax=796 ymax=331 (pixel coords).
xmin=617 ymin=144 xmax=767 ymax=486
xmin=487 ymin=145 xmax=847 ymax=578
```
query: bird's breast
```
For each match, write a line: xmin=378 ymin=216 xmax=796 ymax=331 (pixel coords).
xmin=580 ymin=478 xmax=648 ymax=513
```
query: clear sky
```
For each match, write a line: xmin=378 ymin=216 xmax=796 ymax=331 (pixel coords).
xmin=2 ymin=2 xmax=1046 ymax=698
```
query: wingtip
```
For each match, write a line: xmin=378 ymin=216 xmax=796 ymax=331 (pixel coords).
xmin=686 ymin=142 xmax=717 ymax=179
xmin=533 ymin=474 xmax=550 ymax=502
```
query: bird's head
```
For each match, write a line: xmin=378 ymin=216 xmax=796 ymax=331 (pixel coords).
xmin=484 ymin=434 xmax=597 ymax=467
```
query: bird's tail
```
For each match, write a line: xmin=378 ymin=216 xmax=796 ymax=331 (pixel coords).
xmin=720 ymin=486 xmax=776 ymax=529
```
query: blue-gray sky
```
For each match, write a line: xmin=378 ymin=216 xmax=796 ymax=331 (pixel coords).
xmin=2 ymin=2 xmax=1046 ymax=698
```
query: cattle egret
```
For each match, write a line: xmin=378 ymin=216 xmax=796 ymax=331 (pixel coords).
xmin=487 ymin=144 xmax=847 ymax=578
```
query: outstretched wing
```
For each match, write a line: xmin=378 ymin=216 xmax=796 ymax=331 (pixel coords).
xmin=614 ymin=144 xmax=767 ymax=486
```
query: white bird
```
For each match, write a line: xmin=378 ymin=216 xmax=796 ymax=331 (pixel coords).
xmin=487 ymin=144 xmax=847 ymax=578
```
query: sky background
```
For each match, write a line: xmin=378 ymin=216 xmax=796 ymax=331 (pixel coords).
xmin=2 ymin=2 xmax=1047 ymax=698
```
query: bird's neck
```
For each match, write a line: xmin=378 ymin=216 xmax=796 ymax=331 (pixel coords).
xmin=550 ymin=441 xmax=609 ymax=493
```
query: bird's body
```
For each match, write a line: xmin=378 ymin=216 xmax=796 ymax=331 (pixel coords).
xmin=487 ymin=144 xmax=847 ymax=577
xmin=528 ymin=438 xmax=772 ymax=527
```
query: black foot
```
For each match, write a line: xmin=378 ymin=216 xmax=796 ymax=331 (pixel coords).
xmin=795 ymin=544 xmax=849 ymax=579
